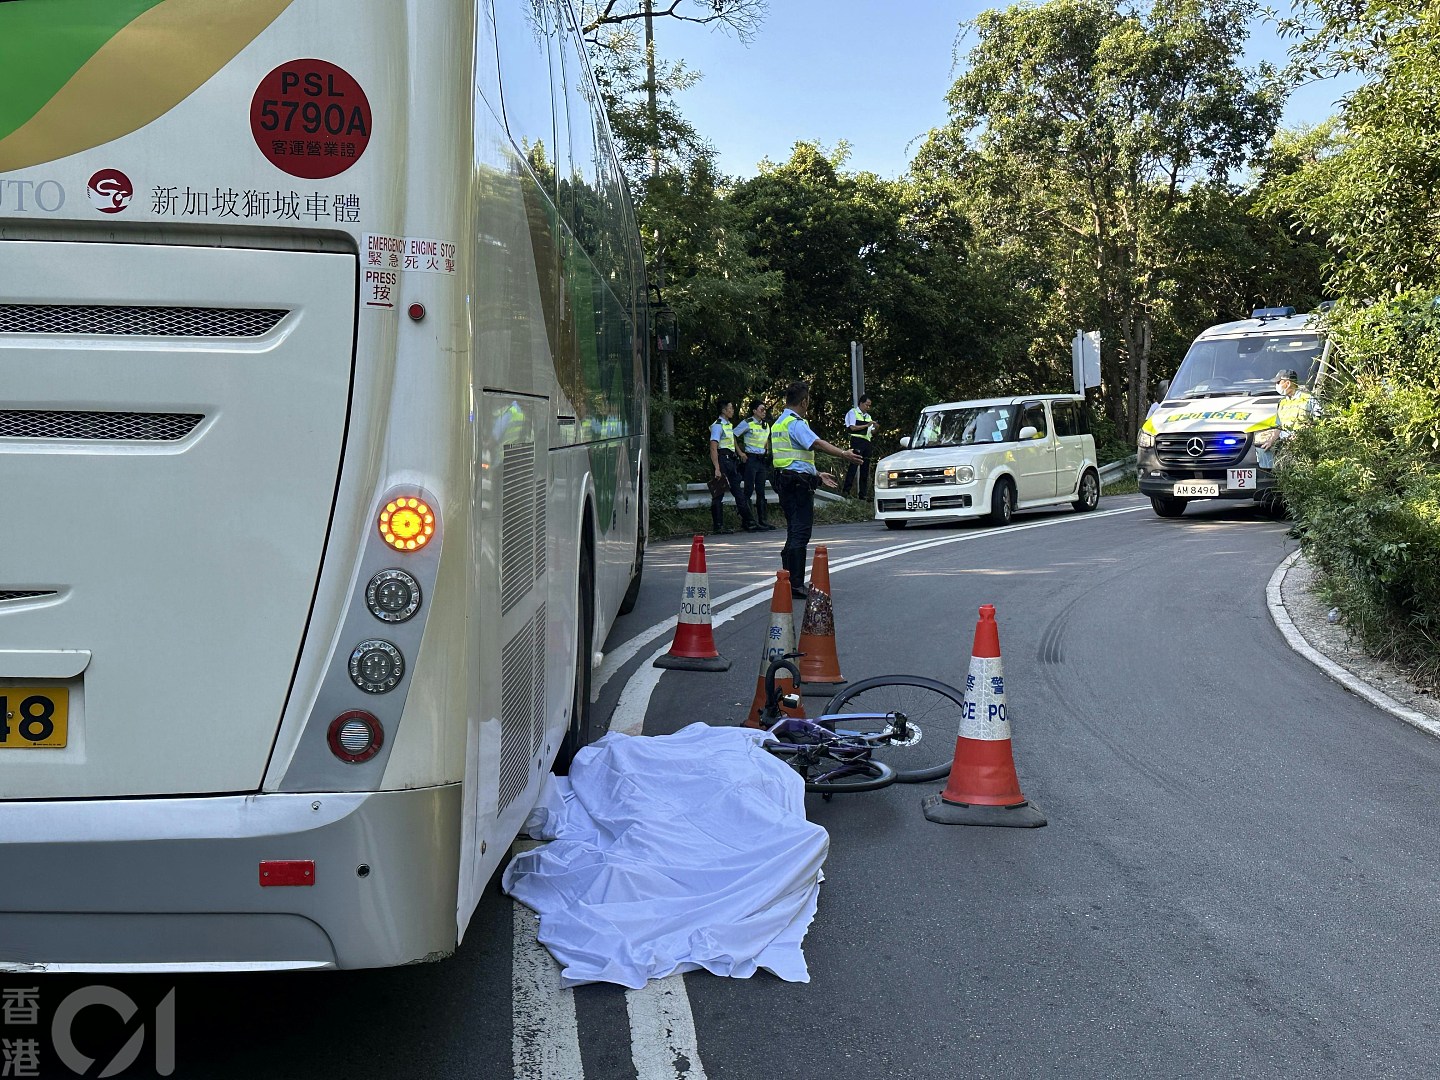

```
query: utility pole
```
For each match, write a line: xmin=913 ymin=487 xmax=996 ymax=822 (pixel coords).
xmin=644 ymin=0 xmax=674 ymax=436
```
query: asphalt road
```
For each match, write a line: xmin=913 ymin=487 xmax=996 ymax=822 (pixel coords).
xmin=8 ymin=495 xmax=1440 ymax=1078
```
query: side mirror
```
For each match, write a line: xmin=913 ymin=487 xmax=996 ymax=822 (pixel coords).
xmin=899 ymin=436 xmax=911 ymax=449
xmin=1157 ymin=379 xmax=1171 ymax=401
xmin=1017 ymin=426 xmax=1038 ymax=441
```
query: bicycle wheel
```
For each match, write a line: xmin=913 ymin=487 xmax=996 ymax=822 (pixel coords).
xmin=819 ymin=675 xmax=962 ymax=783
xmin=764 ymin=743 xmax=896 ymax=794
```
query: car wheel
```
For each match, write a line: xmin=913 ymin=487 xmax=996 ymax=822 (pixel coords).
xmin=1150 ymin=495 xmax=1188 ymax=518
xmin=885 ymin=519 xmax=907 ymax=530
xmin=988 ymin=478 xmax=1015 ymax=526
xmin=1072 ymin=469 xmax=1100 ymax=512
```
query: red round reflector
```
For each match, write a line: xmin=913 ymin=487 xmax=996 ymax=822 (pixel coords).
xmin=327 ymin=711 xmax=384 ymax=763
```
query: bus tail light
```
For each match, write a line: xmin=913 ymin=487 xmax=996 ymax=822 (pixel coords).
xmin=378 ymin=497 xmax=435 ymax=551
xmin=328 ymin=711 xmax=384 ymax=763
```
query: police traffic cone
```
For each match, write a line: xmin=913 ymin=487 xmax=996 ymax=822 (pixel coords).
xmin=922 ymin=604 xmax=1046 ymax=827
xmin=744 ymin=571 xmax=805 ymax=727
xmin=654 ymin=536 xmax=731 ymax=672
xmin=798 ymin=546 xmax=845 ymax=693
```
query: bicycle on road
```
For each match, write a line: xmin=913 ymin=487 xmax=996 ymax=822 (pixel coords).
xmin=758 ymin=654 xmax=964 ymax=797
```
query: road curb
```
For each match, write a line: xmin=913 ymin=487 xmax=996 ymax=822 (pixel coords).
xmin=1266 ymin=550 xmax=1440 ymax=739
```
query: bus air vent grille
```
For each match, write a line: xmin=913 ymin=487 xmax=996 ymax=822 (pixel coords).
xmin=0 ymin=591 xmax=57 ymax=603
xmin=0 ymin=305 xmax=286 ymax=337
xmin=500 ymin=442 xmax=539 ymax=615
xmin=498 ymin=613 xmax=539 ymax=813
xmin=0 ymin=410 xmax=202 ymax=441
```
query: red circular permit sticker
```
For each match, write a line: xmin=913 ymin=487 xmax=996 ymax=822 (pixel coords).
xmin=250 ymin=59 xmax=372 ymax=179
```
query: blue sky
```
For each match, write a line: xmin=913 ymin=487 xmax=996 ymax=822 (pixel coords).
xmin=664 ymin=0 xmax=1358 ymax=179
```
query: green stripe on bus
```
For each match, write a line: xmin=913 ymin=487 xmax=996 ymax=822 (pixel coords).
xmin=0 ymin=0 xmax=167 ymax=145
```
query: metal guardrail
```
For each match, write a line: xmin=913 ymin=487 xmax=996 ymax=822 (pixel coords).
xmin=1099 ymin=455 xmax=1138 ymax=483
xmin=674 ymin=482 xmax=846 ymax=511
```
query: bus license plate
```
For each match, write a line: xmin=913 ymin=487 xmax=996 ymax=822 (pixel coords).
xmin=1228 ymin=468 xmax=1256 ymax=490
xmin=905 ymin=493 xmax=931 ymax=511
xmin=1174 ymin=481 xmax=1219 ymax=497
xmin=0 ymin=687 xmax=69 ymax=749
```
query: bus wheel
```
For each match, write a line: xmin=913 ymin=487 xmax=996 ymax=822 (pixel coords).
xmin=555 ymin=540 xmax=595 ymax=774
xmin=1151 ymin=495 xmax=1188 ymax=518
xmin=618 ymin=522 xmax=644 ymax=616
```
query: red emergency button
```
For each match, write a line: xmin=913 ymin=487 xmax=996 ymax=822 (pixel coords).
xmin=259 ymin=860 xmax=316 ymax=886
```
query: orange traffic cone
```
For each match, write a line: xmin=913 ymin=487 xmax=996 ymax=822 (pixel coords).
xmin=744 ymin=571 xmax=805 ymax=727
xmin=798 ymin=546 xmax=844 ymax=692
xmin=922 ymin=604 xmax=1046 ymax=827
xmin=654 ymin=536 xmax=731 ymax=672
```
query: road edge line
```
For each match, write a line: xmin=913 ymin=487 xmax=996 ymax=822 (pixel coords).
xmin=1266 ymin=550 xmax=1440 ymax=739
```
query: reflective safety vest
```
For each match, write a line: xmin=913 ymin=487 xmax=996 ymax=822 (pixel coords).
xmin=742 ymin=419 xmax=769 ymax=453
xmin=849 ymin=409 xmax=873 ymax=441
xmin=713 ymin=417 xmax=736 ymax=452
xmin=771 ymin=411 xmax=814 ymax=470
xmin=1277 ymin=390 xmax=1314 ymax=432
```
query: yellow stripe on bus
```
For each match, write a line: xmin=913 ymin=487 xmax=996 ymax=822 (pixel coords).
xmin=0 ymin=0 xmax=294 ymax=172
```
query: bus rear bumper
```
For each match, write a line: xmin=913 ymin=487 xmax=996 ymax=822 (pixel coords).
xmin=0 ymin=784 xmax=461 ymax=973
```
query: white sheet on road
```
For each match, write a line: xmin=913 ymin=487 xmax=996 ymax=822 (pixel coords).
xmin=502 ymin=723 xmax=829 ymax=989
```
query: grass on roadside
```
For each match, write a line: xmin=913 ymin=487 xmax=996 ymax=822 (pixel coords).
xmin=1101 ymin=474 xmax=1139 ymax=496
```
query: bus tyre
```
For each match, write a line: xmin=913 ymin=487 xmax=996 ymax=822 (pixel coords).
xmin=555 ymin=540 xmax=595 ymax=774
xmin=618 ymin=526 xmax=644 ymax=616
xmin=1073 ymin=469 xmax=1100 ymax=512
xmin=1151 ymin=495 xmax=1188 ymax=518
xmin=988 ymin=477 xmax=1015 ymax=526
xmin=885 ymin=519 xmax=907 ymax=530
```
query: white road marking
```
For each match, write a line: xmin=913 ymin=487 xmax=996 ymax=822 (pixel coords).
xmin=626 ymin=975 xmax=710 ymax=1080
xmin=512 ymin=903 xmax=584 ymax=1080
xmin=1267 ymin=550 xmax=1440 ymax=739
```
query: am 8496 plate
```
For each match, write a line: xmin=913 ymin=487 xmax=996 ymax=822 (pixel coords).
xmin=0 ymin=687 xmax=68 ymax=748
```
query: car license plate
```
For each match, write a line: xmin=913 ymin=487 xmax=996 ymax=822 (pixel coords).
xmin=905 ymin=493 xmax=931 ymax=511
xmin=1227 ymin=468 xmax=1256 ymax=490
xmin=0 ymin=687 xmax=69 ymax=748
xmin=1174 ymin=481 xmax=1219 ymax=497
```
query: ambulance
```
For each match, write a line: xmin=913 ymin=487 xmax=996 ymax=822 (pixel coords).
xmin=1138 ymin=307 xmax=1328 ymax=517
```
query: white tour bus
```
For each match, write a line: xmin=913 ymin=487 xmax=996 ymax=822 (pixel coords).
xmin=0 ymin=0 xmax=646 ymax=970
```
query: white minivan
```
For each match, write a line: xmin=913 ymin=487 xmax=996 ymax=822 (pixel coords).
xmin=873 ymin=394 xmax=1101 ymax=529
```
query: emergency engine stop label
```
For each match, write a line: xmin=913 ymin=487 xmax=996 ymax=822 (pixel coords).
xmin=250 ymin=59 xmax=371 ymax=179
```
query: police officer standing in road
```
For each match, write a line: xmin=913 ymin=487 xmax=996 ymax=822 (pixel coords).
xmin=841 ymin=395 xmax=876 ymax=498
xmin=709 ymin=400 xmax=757 ymax=535
xmin=733 ymin=400 xmax=776 ymax=531
xmin=772 ymin=382 xmax=861 ymax=599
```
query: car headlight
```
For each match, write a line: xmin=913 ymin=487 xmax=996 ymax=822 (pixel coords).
xmin=878 ymin=470 xmax=896 ymax=489
xmin=1138 ymin=431 xmax=1155 ymax=449
xmin=948 ymin=465 xmax=975 ymax=484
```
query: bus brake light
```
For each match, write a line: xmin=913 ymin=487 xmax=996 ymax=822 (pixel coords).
xmin=379 ymin=497 xmax=435 ymax=552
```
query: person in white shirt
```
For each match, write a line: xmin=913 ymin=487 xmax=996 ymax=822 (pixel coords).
xmin=708 ymin=400 xmax=757 ymax=534
xmin=733 ymin=399 xmax=776 ymax=531
xmin=841 ymin=395 xmax=876 ymax=498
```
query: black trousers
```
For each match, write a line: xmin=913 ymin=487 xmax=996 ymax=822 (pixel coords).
xmin=710 ymin=453 xmax=752 ymax=529
xmin=775 ymin=470 xmax=815 ymax=595
xmin=743 ymin=453 xmax=771 ymax=525
xmin=842 ymin=437 xmax=873 ymax=496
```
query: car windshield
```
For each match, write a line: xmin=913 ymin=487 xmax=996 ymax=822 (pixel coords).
xmin=1168 ymin=332 xmax=1323 ymax=400
xmin=911 ymin=405 xmax=1020 ymax=448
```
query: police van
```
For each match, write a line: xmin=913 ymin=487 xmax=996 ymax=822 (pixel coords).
xmin=1138 ymin=307 xmax=1329 ymax=517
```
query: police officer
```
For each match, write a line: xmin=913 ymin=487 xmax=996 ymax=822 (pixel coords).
xmin=772 ymin=382 xmax=862 ymax=599
xmin=1257 ymin=368 xmax=1318 ymax=470
xmin=734 ymin=400 xmax=776 ymax=531
xmin=841 ymin=395 xmax=876 ymax=498
xmin=709 ymin=400 xmax=756 ymax=534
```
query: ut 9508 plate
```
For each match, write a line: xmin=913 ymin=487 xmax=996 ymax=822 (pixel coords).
xmin=0 ymin=686 xmax=69 ymax=748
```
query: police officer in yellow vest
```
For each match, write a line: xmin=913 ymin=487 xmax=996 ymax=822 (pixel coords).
xmin=773 ymin=382 xmax=862 ymax=600
xmin=841 ymin=395 xmax=876 ymax=498
xmin=733 ymin=400 xmax=777 ymax=531
xmin=1256 ymin=368 xmax=1318 ymax=470
xmin=709 ymin=400 xmax=757 ymax=535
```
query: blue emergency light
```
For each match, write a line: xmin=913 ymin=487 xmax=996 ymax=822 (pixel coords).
xmin=1252 ymin=306 xmax=1296 ymax=319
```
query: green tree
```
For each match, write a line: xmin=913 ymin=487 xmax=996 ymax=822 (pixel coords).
xmin=934 ymin=0 xmax=1279 ymax=437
